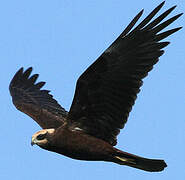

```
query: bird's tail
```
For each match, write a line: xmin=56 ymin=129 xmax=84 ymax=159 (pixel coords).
xmin=112 ymin=149 xmax=167 ymax=172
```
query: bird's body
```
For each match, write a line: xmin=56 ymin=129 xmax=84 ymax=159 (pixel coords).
xmin=32 ymin=125 xmax=166 ymax=172
xmin=9 ymin=1 xmax=182 ymax=172
xmin=40 ymin=126 xmax=114 ymax=161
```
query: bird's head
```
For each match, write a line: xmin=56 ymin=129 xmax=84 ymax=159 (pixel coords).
xmin=31 ymin=129 xmax=55 ymax=147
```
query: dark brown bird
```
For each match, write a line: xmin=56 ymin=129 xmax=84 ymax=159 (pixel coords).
xmin=9 ymin=1 xmax=182 ymax=172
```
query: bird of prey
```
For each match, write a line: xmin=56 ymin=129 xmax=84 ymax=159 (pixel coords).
xmin=9 ymin=1 xmax=182 ymax=172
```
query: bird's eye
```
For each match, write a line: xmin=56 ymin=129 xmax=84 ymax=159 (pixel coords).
xmin=37 ymin=134 xmax=46 ymax=140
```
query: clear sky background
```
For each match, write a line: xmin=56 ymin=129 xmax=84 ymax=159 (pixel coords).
xmin=1 ymin=0 xmax=185 ymax=179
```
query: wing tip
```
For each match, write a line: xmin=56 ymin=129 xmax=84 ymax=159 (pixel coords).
xmin=9 ymin=67 xmax=42 ymax=93
xmin=161 ymin=1 xmax=165 ymax=6
xmin=178 ymin=12 xmax=184 ymax=17
xmin=35 ymin=81 xmax=46 ymax=89
xmin=27 ymin=66 xmax=33 ymax=72
xmin=155 ymin=1 xmax=165 ymax=11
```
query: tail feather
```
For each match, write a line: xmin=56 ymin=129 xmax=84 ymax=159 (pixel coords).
xmin=113 ymin=150 xmax=167 ymax=172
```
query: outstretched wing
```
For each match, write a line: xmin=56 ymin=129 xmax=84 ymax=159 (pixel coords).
xmin=9 ymin=67 xmax=67 ymax=129
xmin=67 ymin=2 xmax=182 ymax=145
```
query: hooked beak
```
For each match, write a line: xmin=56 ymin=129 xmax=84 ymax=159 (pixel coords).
xmin=31 ymin=137 xmax=37 ymax=146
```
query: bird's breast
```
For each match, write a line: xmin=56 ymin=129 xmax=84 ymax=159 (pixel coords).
xmin=48 ymin=128 xmax=114 ymax=161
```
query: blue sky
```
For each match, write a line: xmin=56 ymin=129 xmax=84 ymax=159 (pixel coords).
xmin=1 ymin=0 xmax=185 ymax=179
